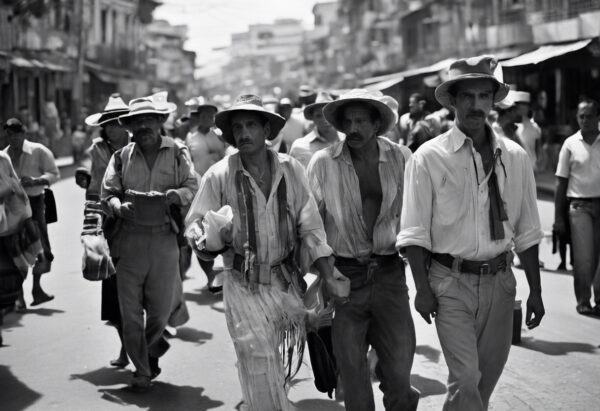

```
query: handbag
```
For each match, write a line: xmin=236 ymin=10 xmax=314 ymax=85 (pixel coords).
xmin=44 ymin=188 xmax=57 ymax=224
xmin=81 ymin=202 xmax=115 ymax=281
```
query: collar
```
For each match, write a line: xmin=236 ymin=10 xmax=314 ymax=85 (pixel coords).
xmin=21 ymin=139 xmax=34 ymax=155
xmin=133 ymin=136 xmax=174 ymax=154
xmin=577 ymin=130 xmax=600 ymax=144
xmin=447 ymin=124 xmax=502 ymax=156
xmin=331 ymin=136 xmax=394 ymax=164
xmin=234 ymin=149 xmax=286 ymax=192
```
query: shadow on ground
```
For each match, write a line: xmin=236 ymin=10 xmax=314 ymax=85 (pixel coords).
xmin=411 ymin=374 xmax=447 ymax=398
xmin=293 ymin=398 xmax=345 ymax=410
xmin=172 ymin=327 xmax=213 ymax=345
xmin=100 ymin=382 xmax=223 ymax=411
xmin=415 ymin=345 xmax=442 ymax=363
xmin=0 ymin=365 xmax=42 ymax=409
xmin=70 ymin=366 xmax=131 ymax=387
xmin=1 ymin=308 xmax=65 ymax=331
xmin=517 ymin=337 xmax=599 ymax=355
xmin=184 ymin=289 xmax=221 ymax=307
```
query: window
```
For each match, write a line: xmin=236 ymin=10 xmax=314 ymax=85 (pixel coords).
xmin=101 ymin=9 xmax=107 ymax=43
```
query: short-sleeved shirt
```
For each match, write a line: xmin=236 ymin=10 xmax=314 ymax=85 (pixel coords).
xmin=555 ymin=131 xmax=600 ymax=198
xmin=4 ymin=140 xmax=60 ymax=197
xmin=289 ymin=129 xmax=343 ymax=168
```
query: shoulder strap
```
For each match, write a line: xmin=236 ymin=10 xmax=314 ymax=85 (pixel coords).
xmin=277 ymin=173 xmax=293 ymax=255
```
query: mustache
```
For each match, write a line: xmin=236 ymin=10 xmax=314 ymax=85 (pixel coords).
xmin=133 ymin=127 xmax=154 ymax=138
xmin=347 ymin=132 xmax=361 ymax=140
xmin=467 ymin=110 xmax=486 ymax=118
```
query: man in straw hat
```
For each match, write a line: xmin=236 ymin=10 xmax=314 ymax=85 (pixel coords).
xmin=75 ymin=93 xmax=130 ymax=368
xmin=306 ymin=88 xmax=419 ymax=411
xmin=289 ymin=91 xmax=343 ymax=168
xmin=101 ymin=92 xmax=198 ymax=391
xmin=397 ymin=55 xmax=545 ymax=410
xmin=185 ymin=94 xmax=349 ymax=410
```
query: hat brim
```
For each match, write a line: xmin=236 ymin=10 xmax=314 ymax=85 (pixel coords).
xmin=191 ymin=104 xmax=218 ymax=114
xmin=435 ymin=74 xmax=509 ymax=108
xmin=85 ymin=109 xmax=130 ymax=127
xmin=118 ymin=104 xmax=177 ymax=123
xmin=215 ymin=105 xmax=286 ymax=146
xmin=303 ymin=102 xmax=328 ymax=120
xmin=323 ymin=98 xmax=396 ymax=135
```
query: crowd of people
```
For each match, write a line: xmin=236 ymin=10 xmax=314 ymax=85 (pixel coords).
xmin=0 ymin=53 xmax=599 ymax=411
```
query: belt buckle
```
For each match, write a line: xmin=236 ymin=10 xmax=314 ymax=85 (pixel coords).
xmin=480 ymin=263 xmax=490 ymax=275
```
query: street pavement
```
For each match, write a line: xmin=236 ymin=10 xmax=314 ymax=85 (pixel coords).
xmin=1 ymin=176 xmax=599 ymax=411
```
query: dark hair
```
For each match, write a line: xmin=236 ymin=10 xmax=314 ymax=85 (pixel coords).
xmin=578 ymin=99 xmax=600 ymax=116
xmin=409 ymin=93 xmax=425 ymax=102
xmin=336 ymin=103 xmax=381 ymax=126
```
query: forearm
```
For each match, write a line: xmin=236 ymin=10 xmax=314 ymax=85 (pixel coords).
xmin=313 ymin=256 xmax=333 ymax=281
xmin=405 ymin=246 xmax=432 ymax=291
xmin=517 ymin=245 xmax=542 ymax=294
xmin=554 ymin=177 xmax=568 ymax=221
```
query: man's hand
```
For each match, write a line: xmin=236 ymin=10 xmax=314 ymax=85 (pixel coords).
xmin=75 ymin=171 xmax=91 ymax=189
xmin=117 ymin=202 xmax=135 ymax=220
xmin=324 ymin=268 xmax=351 ymax=301
xmin=553 ymin=218 xmax=567 ymax=237
xmin=165 ymin=189 xmax=181 ymax=206
xmin=414 ymin=286 xmax=438 ymax=324
xmin=21 ymin=176 xmax=45 ymax=187
xmin=525 ymin=291 xmax=544 ymax=329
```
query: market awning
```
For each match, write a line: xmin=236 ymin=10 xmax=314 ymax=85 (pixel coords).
xmin=8 ymin=55 xmax=71 ymax=71
xmin=502 ymin=39 xmax=592 ymax=67
xmin=363 ymin=57 xmax=455 ymax=91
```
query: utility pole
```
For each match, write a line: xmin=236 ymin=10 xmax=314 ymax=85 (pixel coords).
xmin=72 ymin=0 xmax=86 ymax=126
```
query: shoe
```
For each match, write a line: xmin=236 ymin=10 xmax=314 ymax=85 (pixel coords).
xmin=31 ymin=292 xmax=54 ymax=306
xmin=14 ymin=297 xmax=26 ymax=312
xmin=110 ymin=348 xmax=129 ymax=367
xmin=148 ymin=356 xmax=161 ymax=379
xmin=576 ymin=303 xmax=593 ymax=315
xmin=208 ymin=271 xmax=224 ymax=294
xmin=592 ymin=305 xmax=600 ymax=317
xmin=556 ymin=262 xmax=567 ymax=271
xmin=129 ymin=374 xmax=151 ymax=392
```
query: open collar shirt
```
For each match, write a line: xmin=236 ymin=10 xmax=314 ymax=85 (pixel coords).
xmin=101 ymin=136 xmax=197 ymax=207
xmin=289 ymin=128 xmax=343 ymax=168
xmin=397 ymin=125 xmax=543 ymax=260
xmin=185 ymin=149 xmax=332 ymax=272
xmin=555 ymin=130 xmax=600 ymax=198
xmin=307 ymin=137 xmax=406 ymax=259
xmin=4 ymin=139 xmax=60 ymax=197
xmin=185 ymin=127 xmax=226 ymax=177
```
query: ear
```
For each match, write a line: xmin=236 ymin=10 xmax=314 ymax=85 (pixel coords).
xmin=263 ymin=121 xmax=272 ymax=139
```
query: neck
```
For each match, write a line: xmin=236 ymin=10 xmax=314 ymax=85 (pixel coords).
xmin=197 ymin=126 xmax=210 ymax=134
xmin=457 ymin=123 xmax=487 ymax=152
xmin=139 ymin=137 xmax=161 ymax=154
xmin=318 ymin=127 xmax=338 ymax=142
xmin=240 ymin=147 xmax=269 ymax=171
xmin=581 ymin=129 xmax=598 ymax=143
xmin=348 ymin=136 xmax=378 ymax=160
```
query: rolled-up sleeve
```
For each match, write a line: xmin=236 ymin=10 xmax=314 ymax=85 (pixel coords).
xmin=514 ymin=153 xmax=543 ymax=253
xmin=555 ymin=141 xmax=571 ymax=178
xmin=396 ymin=154 xmax=433 ymax=251
xmin=184 ymin=169 xmax=222 ymax=228
xmin=291 ymin=160 xmax=332 ymax=264
xmin=39 ymin=146 xmax=60 ymax=185
xmin=174 ymin=147 xmax=198 ymax=207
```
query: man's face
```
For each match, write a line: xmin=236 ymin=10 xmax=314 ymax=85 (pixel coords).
xmin=124 ymin=114 xmax=163 ymax=150
xmin=576 ymin=103 xmax=599 ymax=134
xmin=6 ymin=129 xmax=25 ymax=150
xmin=231 ymin=112 xmax=270 ymax=155
xmin=104 ymin=122 xmax=129 ymax=148
xmin=450 ymin=79 xmax=495 ymax=136
xmin=18 ymin=109 xmax=30 ymax=122
xmin=341 ymin=104 xmax=380 ymax=149
xmin=408 ymin=97 xmax=423 ymax=116
xmin=194 ymin=108 xmax=216 ymax=130
xmin=313 ymin=107 xmax=333 ymax=133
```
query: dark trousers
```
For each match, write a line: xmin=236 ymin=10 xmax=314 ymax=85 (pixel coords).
xmin=28 ymin=194 xmax=53 ymax=261
xmin=332 ymin=258 xmax=419 ymax=411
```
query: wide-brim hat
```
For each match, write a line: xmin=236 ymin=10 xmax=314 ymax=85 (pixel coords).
xmin=304 ymin=91 xmax=334 ymax=120
xmin=85 ymin=93 xmax=129 ymax=127
xmin=118 ymin=91 xmax=177 ymax=123
xmin=215 ymin=94 xmax=286 ymax=146
xmin=511 ymin=90 xmax=531 ymax=104
xmin=323 ymin=88 xmax=396 ymax=135
xmin=435 ymin=55 xmax=509 ymax=108
xmin=299 ymin=85 xmax=316 ymax=98
xmin=185 ymin=96 xmax=218 ymax=114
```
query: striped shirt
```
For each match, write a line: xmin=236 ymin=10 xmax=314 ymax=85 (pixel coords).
xmin=307 ymin=137 xmax=406 ymax=259
xmin=397 ymin=125 xmax=543 ymax=260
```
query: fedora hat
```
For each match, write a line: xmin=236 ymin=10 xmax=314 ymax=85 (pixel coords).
xmin=118 ymin=91 xmax=177 ymax=123
xmin=435 ymin=55 xmax=509 ymax=108
xmin=85 ymin=93 xmax=129 ymax=127
xmin=304 ymin=91 xmax=334 ymax=120
xmin=323 ymin=88 xmax=396 ymax=135
xmin=299 ymin=85 xmax=316 ymax=98
xmin=511 ymin=90 xmax=531 ymax=104
xmin=185 ymin=96 xmax=218 ymax=113
xmin=215 ymin=94 xmax=286 ymax=146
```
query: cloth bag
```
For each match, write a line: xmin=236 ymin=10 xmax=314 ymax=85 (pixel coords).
xmin=80 ymin=202 xmax=115 ymax=281
xmin=44 ymin=188 xmax=58 ymax=224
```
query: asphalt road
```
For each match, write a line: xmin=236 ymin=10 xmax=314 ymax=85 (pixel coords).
xmin=1 ymin=176 xmax=599 ymax=410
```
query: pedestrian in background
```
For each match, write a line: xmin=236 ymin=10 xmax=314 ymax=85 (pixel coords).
xmin=4 ymin=118 xmax=59 ymax=309
xmin=101 ymin=93 xmax=198 ymax=391
xmin=554 ymin=99 xmax=600 ymax=316
xmin=307 ymin=89 xmax=419 ymax=411
xmin=399 ymin=92 xmax=441 ymax=151
xmin=75 ymin=94 xmax=130 ymax=367
xmin=398 ymin=55 xmax=545 ymax=411
xmin=514 ymin=91 xmax=542 ymax=172
xmin=277 ymin=97 xmax=305 ymax=151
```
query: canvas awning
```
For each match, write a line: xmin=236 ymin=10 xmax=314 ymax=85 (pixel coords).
xmin=502 ymin=39 xmax=592 ymax=67
xmin=363 ymin=57 xmax=455 ymax=91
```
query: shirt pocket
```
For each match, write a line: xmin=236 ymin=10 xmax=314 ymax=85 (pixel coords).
xmin=434 ymin=168 xmax=470 ymax=226
xmin=155 ymin=168 xmax=176 ymax=191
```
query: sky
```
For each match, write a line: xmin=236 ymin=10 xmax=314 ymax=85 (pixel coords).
xmin=154 ymin=0 xmax=323 ymax=74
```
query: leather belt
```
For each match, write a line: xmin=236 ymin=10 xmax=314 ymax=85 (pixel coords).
xmin=432 ymin=252 xmax=508 ymax=275
xmin=232 ymin=253 xmax=285 ymax=274
xmin=334 ymin=253 xmax=400 ymax=267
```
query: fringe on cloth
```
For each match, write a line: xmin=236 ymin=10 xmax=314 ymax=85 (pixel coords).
xmin=223 ymin=270 xmax=306 ymax=411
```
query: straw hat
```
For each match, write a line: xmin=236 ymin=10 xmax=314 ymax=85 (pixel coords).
xmin=118 ymin=91 xmax=177 ymax=123
xmin=511 ymin=91 xmax=531 ymax=104
xmin=304 ymin=91 xmax=334 ymax=120
xmin=435 ymin=55 xmax=509 ymax=108
xmin=323 ymin=89 xmax=397 ymax=135
xmin=215 ymin=94 xmax=286 ymax=146
xmin=85 ymin=94 xmax=129 ymax=127
xmin=185 ymin=96 xmax=218 ymax=113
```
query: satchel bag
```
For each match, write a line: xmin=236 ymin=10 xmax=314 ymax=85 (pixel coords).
xmin=80 ymin=203 xmax=115 ymax=281
xmin=44 ymin=188 xmax=57 ymax=224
